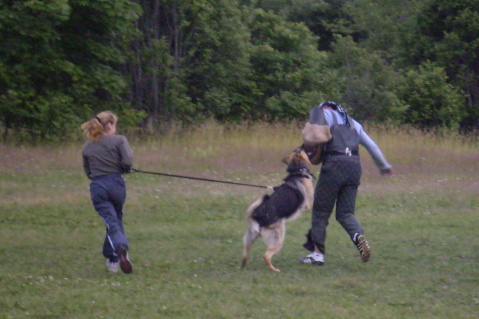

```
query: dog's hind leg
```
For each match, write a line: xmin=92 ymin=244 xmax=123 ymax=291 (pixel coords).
xmin=241 ymin=222 xmax=261 ymax=268
xmin=262 ymin=222 xmax=286 ymax=272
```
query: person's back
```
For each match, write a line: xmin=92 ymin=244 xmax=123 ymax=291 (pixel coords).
xmin=323 ymin=110 xmax=360 ymax=157
xmin=82 ymin=134 xmax=133 ymax=179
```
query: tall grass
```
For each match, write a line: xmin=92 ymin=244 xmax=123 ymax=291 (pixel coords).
xmin=1 ymin=122 xmax=478 ymax=318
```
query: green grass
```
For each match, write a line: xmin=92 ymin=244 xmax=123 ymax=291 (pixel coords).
xmin=1 ymin=123 xmax=478 ymax=318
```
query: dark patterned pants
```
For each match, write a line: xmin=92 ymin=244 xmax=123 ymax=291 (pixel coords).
xmin=90 ymin=174 xmax=129 ymax=262
xmin=308 ymin=155 xmax=362 ymax=254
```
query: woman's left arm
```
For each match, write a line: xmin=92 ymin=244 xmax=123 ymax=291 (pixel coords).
xmin=355 ymin=122 xmax=392 ymax=172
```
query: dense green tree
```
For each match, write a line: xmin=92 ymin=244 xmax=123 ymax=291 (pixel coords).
xmin=184 ymin=1 xmax=253 ymax=121
xmin=129 ymin=0 xmax=197 ymax=129
xmin=0 ymin=0 xmax=72 ymax=141
xmin=242 ymin=0 xmax=360 ymax=51
xmin=397 ymin=61 xmax=464 ymax=129
xmin=408 ymin=0 xmax=479 ymax=130
xmin=240 ymin=0 xmax=409 ymax=124
xmin=246 ymin=9 xmax=339 ymax=120
xmin=344 ymin=0 xmax=420 ymax=63
xmin=327 ymin=36 xmax=406 ymax=122
xmin=130 ymin=0 xmax=254 ymax=127
xmin=132 ymin=1 xmax=338 ymax=124
xmin=0 ymin=0 xmax=142 ymax=141
xmin=2 ymin=0 xmax=478 ymax=141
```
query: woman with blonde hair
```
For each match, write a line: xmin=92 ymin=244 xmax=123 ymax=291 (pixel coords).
xmin=81 ymin=111 xmax=134 ymax=274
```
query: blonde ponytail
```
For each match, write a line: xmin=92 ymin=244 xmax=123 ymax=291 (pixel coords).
xmin=81 ymin=111 xmax=118 ymax=142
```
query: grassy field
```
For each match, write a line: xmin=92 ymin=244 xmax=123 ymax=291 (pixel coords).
xmin=1 ymin=123 xmax=478 ymax=318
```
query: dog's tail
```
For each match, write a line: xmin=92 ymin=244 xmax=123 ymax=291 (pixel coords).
xmin=245 ymin=194 xmax=269 ymax=219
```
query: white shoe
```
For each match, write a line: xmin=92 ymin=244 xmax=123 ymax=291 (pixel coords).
xmin=105 ymin=259 xmax=119 ymax=272
xmin=299 ymin=253 xmax=325 ymax=266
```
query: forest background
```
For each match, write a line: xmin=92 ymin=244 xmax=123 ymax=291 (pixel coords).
xmin=1 ymin=0 xmax=478 ymax=142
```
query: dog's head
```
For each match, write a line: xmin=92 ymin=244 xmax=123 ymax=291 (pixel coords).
xmin=282 ymin=146 xmax=312 ymax=171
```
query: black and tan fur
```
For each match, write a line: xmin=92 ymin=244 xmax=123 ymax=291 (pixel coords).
xmin=241 ymin=147 xmax=314 ymax=272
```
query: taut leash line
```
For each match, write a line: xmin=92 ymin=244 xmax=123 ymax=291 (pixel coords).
xmin=132 ymin=168 xmax=273 ymax=189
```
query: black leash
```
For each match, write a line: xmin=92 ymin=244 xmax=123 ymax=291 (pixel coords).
xmin=132 ymin=168 xmax=273 ymax=189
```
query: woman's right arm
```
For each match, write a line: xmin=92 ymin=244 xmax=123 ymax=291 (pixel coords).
xmin=82 ymin=153 xmax=92 ymax=179
xmin=118 ymin=136 xmax=133 ymax=173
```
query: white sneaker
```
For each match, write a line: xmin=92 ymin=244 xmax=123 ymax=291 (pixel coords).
xmin=299 ymin=253 xmax=325 ymax=266
xmin=105 ymin=259 xmax=119 ymax=272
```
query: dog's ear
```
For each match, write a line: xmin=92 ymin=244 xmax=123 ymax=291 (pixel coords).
xmin=282 ymin=146 xmax=302 ymax=165
xmin=282 ymin=153 xmax=293 ymax=164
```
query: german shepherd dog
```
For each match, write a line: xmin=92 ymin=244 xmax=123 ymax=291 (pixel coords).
xmin=241 ymin=147 xmax=314 ymax=272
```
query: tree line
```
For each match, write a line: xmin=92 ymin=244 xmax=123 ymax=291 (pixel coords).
xmin=0 ymin=0 xmax=478 ymax=142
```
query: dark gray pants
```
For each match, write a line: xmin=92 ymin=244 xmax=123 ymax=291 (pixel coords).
xmin=90 ymin=174 xmax=129 ymax=262
xmin=309 ymin=155 xmax=363 ymax=254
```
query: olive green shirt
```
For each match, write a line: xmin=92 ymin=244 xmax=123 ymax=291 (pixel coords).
xmin=82 ymin=135 xmax=133 ymax=179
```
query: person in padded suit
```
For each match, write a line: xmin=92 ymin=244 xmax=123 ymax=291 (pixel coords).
xmin=81 ymin=111 xmax=134 ymax=274
xmin=299 ymin=101 xmax=392 ymax=266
